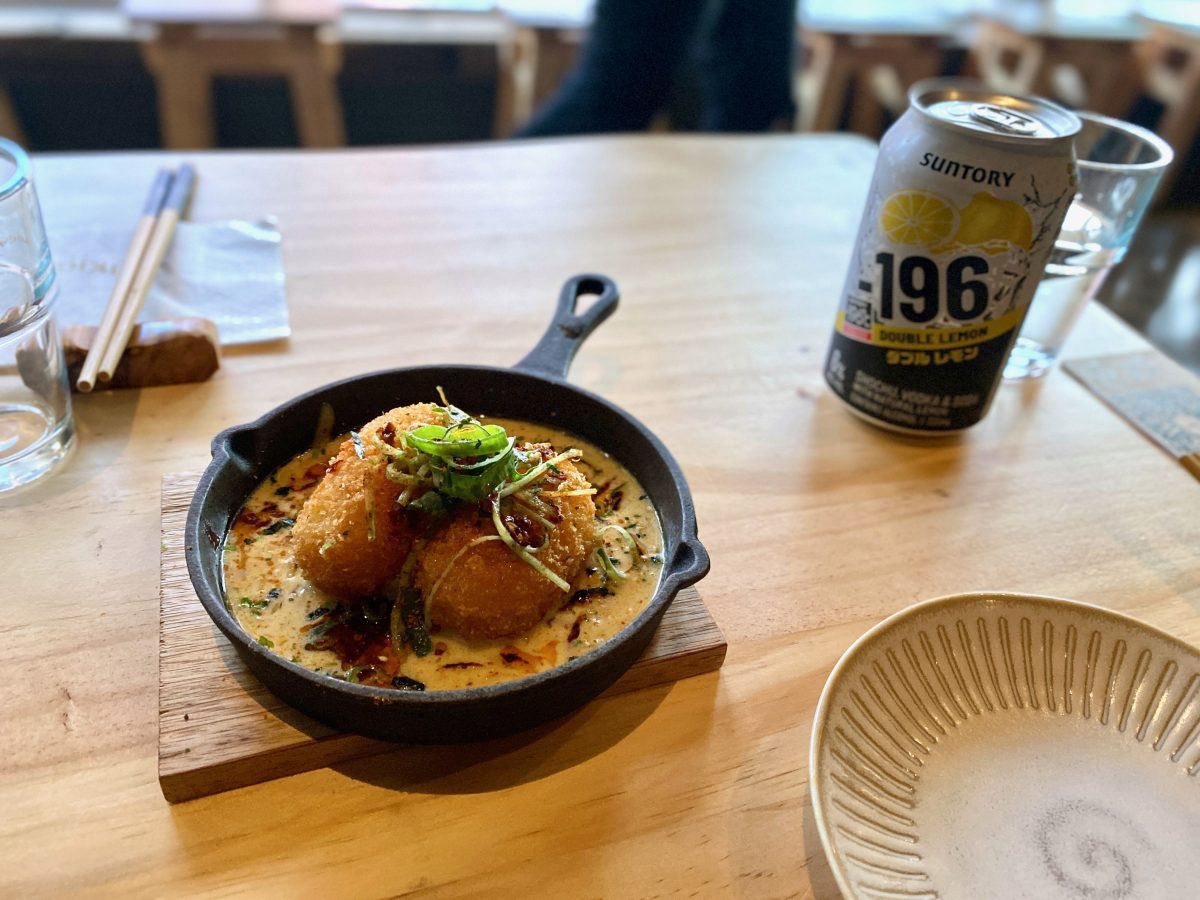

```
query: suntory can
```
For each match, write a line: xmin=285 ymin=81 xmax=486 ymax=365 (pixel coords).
xmin=823 ymin=79 xmax=1081 ymax=433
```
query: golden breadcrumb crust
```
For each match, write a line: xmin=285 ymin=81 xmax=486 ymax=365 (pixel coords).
xmin=415 ymin=455 xmax=595 ymax=639
xmin=292 ymin=403 xmax=447 ymax=597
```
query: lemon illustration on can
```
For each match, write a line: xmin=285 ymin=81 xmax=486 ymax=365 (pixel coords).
xmin=934 ymin=192 xmax=1033 ymax=255
xmin=879 ymin=190 xmax=958 ymax=247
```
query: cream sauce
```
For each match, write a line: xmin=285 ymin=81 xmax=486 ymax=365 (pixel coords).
xmin=222 ymin=416 xmax=664 ymax=691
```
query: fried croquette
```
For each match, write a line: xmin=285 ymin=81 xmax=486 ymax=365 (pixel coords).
xmin=414 ymin=451 xmax=596 ymax=639
xmin=293 ymin=403 xmax=448 ymax=598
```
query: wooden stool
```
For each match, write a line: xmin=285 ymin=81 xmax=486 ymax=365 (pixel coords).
xmin=141 ymin=22 xmax=345 ymax=149
xmin=800 ymin=30 xmax=945 ymax=137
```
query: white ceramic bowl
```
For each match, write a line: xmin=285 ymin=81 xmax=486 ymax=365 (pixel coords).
xmin=810 ymin=592 xmax=1200 ymax=900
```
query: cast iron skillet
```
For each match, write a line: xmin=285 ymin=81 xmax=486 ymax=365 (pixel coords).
xmin=186 ymin=274 xmax=710 ymax=743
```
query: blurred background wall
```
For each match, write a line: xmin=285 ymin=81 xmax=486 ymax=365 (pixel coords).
xmin=3 ymin=0 xmax=1196 ymax=368
xmin=1 ymin=1 xmax=1195 ymax=207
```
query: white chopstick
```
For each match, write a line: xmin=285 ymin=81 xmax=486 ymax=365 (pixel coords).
xmin=96 ymin=164 xmax=196 ymax=385
xmin=76 ymin=168 xmax=174 ymax=392
xmin=93 ymin=165 xmax=196 ymax=388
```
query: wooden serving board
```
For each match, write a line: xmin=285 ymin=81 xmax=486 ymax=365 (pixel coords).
xmin=159 ymin=475 xmax=726 ymax=803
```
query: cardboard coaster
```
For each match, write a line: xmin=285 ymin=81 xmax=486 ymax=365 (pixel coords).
xmin=1067 ymin=351 xmax=1200 ymax=480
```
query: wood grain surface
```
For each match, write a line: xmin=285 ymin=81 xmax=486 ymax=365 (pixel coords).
xmin=159 ymin=474 xmax=725 ymax=803
xmin=2 ymin=135 xmax=1198 ymax=898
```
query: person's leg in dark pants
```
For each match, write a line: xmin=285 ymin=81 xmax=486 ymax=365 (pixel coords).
xmin=517 ymin=0 xmax=707 ymax=137
xmin=697 ymin=0 xmax=799 ymax=131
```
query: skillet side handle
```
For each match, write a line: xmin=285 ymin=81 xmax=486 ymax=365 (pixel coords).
xmin=668 ymin=537 xmax=711 ymax=590
xmin=515 ymin=274 xmax=619 ymax=380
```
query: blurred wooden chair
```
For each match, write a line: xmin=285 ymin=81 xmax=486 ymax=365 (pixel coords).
xmin=795 ymin=30 xmax=834 ymax=133
xmin=798 ymin=29 xmax=944 ymax=137
xmin=494 ymin=5 xmax=587 ymax=138
xmin=966 ymin=19 xmax=1044 ymax=97
xmin=331 ymin=2 xmax=538 ymax=140
xmin=494 ymin=25 xmax=540 ymax=138
xmin=965 ymin=18 xmax=1141 ymax=119
xmin=0 ymin=84 xmax=25 ymax=145
xmin=969 ymin=15 xmax=1198 ymax=198
xmin=1133 ymin=19 xmax=1200 ymax=185
xmin=139 ymin=20 xmax=345 ymax=149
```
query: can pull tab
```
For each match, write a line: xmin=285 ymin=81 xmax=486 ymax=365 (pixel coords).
xmin=969 ymin=103 xmax=1039 ymax=135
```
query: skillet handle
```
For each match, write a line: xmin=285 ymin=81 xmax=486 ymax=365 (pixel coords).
xmin=515 ymin=274 xmax=619 ymax=380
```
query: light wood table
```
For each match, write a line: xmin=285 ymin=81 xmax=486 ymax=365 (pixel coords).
xmin=4 ymin=135 xmax=1198 ymax=897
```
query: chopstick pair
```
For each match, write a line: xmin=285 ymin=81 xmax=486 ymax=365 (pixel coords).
xmin=76 ymin=164 xmax=197 ymax=392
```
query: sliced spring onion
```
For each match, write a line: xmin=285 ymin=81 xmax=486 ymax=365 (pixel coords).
xmin=350 ymin=430 xmax=366 ymax=459
xmin=389 ymin=601 xmax=404 ymax=654
xmin=389 ymin=585 xmax=432 ymax=656
xmin=407 ymin=422 xmax=509 ymax=458
xmin=399 ymin=540 xmax=425 ymax=586
xmin=433 ymin=404 xmax=470 ymax=426
xmin=491 ymin=499 xmax=570 ymax=591
xmin=444 ymin=419 xmax=508 ymax=449
xmin=511 ymin=495 xmax=557 ymax=532
xmin=497 ymin=448 xmax=583 ymax=498
xmin=403 ymin=588 xmax=432 ymax=656
xmin=318 ymin=536 xmax=336 ymax=557
xmin=514 ymin=487 xmax=554 ymax=514
xmin=371 ymin=433 xmax=411 ymax=460
xmin=596 ymin=524 xmax=638 ymax=580
xmin=384 ymin=466 xmax=416 ymax=485
xmin=363 ymin=472 xmax=376 ymax=541
xmin=540 ymin=487 xmax=598 ymax=498
xmin=311 ymin=402 xmax=336 ymax=458
xmin=594 ymin=547 xmax=628 ymax=582
xmin=430 ymin=439 xmax=517 ymax=502
xmin=390 ymin=543 xmax=427 ymax=654
xmin=442 ymin=437 xmax=516 ymax=473
xmin=424 ymin=534 xmax=502 ymax=624
xmin=599 ymin=523 xmax=638 ymax=556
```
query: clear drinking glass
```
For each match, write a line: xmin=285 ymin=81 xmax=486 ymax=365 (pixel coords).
xmin=1003 ymin=112 xmax=1173 ymax=379
xmin=0 ymin=139 xmax=74 ymax=492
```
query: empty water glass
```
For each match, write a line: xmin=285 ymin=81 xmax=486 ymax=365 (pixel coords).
xmin=1004 ymin=113 xmax=1173 ymax=379
xmin=0 ymin=139 xmax=74 ymax=492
